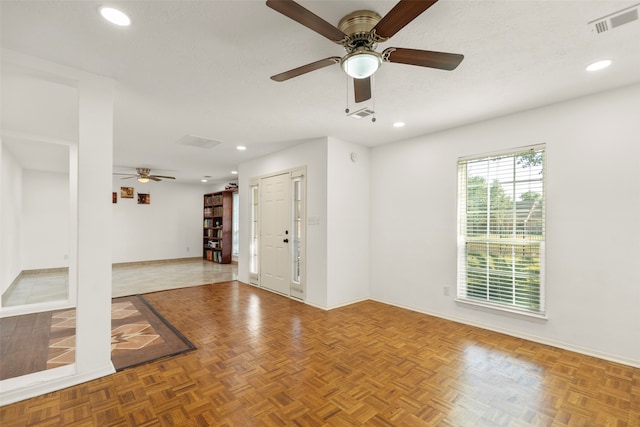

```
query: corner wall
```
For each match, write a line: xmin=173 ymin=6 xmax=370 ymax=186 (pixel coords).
xmin=0 ymin=145 xmax=22 ymax=293
xmin=22 ymin=170 xmax=69 ymax=270
xmin=326 ymin=137 xmax=370 ymax=308
xmin=369 ymin=83 xmax=640 ymax=366
xmin=238 ymin=138 xmax=329 ymax=308
xmin=1 ymin=49 xmax=115 ymax=405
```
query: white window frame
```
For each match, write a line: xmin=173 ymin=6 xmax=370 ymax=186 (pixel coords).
xmin=456 ymin=145 xmax=546 ymax=318
xmin=232 ymin=191 xmax=239 ymax=257
xmin=249 ymin=181 xmax=259 ymax=285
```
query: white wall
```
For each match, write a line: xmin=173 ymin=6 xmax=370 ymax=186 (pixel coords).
xmin=238 ymin=138 xmax=329 ymax=308
xmin=112 ymin=179 xmax=203 ymax=263
xmin=370 ymin=83 xmax=640 ymax=366
xmin=0 ymin=145 xmax=23 ymax=293
xmin=22 ymin=170 xmax=69 ymax=270
xmin=72 ymin=68 xmax=115 ymax=385
xmin=1 ymin=49 xmax=115 ymax=405
xmin=326 ymin=137 xmax=370 ymax=308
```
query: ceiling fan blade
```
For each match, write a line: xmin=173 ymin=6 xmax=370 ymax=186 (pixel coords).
xmin=383 ymin=47 xmax=463 ymax=70
xmin=373 ymin=0 xmax=439 ymax=40
xmin=120 ymin=176 xmax=136 ymax=180
xmin=354 ymin=77 xmax=372 ymax=103
xmin=271 ymin=57 xmax=340 ymax=82
xmin=150 ymin=175 xmax=176 ymax=180
xmin=113 ymin=173 xmax=137 ymax=176
xmin=266 ymin=0 xmax=346 ymax=42
xmin=149 ymin=177 xmax=162 ymax=181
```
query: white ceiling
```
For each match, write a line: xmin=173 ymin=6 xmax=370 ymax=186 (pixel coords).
xmin=2 ymin=0 xmax=639 ymax=184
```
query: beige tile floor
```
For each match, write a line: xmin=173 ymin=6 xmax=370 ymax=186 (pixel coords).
xmin=112 ymin=258 xmax=237 ymax=297
xmin=2 ymin=258 xmax=237 ymax=307
xmin=2 ymin=269 xmax=69 ymax=307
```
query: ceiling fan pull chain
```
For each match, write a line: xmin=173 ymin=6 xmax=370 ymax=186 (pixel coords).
xmin=371 ymin=76 xmax=376 ymax=123
xmin=345 ymin=74 xmax=350 ymax=114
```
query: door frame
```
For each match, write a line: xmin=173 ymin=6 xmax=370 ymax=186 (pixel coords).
xmin=248 ymin=166 xmax=306 ymax=301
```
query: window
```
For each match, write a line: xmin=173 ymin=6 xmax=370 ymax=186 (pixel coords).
xmin=249 ymin=184 xmax=259 ymax=282
xmin=232 ymin=192 xmax=239 ymax=256
xmin=291 ymin=177 xmax=303 ymax=286
xmin=457 ymin=146 xmax=545 ymax=315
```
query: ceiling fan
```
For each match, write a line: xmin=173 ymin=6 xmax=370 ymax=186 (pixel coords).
xmin=113 ymin=168 xmax=176 ymax=183
xmin=266 ymin=0 xmax=464 ymax=103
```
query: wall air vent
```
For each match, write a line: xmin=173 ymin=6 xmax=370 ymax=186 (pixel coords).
xmin=589 ymin=3 xmax=639 ymax=34
xmin=177 ymin=134 xmax=222 ymax=149
xmin=347 ymin=107 xmax=375 ymax=119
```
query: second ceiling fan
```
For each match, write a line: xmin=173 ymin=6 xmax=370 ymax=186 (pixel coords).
xmin=266 ymin=0 xmax=464 ymax=103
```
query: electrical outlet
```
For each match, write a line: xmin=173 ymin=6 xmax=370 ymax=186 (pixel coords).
xmin=443 ymin=286 xmax=450 ymax=296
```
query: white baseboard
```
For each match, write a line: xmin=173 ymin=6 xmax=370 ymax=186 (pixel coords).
xmin=306 ymin=296 xmax=369 ymax=311
xmin=0 ymin=364 xmax=115 ymax=406
xmin=369 ymin=297 xmax=640 ymax=369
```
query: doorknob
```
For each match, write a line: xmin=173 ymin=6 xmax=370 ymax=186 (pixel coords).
xmin=283 ymin=238 xmax=289 ymax=243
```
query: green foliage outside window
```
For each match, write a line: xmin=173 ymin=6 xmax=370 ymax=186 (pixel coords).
xmin=460 ymin=149 xmax=545 ymax=312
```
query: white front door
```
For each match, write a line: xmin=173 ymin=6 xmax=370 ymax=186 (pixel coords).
xmin=260 ymin=173 xmax=290 ymax=295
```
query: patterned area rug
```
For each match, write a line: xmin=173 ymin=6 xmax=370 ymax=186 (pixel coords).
xmin=110 ymin=295 xmax=195 ymax=371
xmin=0 ymin=295 xmax=195 ymax=380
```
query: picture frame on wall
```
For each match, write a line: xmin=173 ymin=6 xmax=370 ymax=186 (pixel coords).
xmin=137 ymin=193 xmax=150 ymax=205
xmin=120 ymin=187 xmax=134 ymax=198
xmin=112 ymin=192 xmax=117 ymax=203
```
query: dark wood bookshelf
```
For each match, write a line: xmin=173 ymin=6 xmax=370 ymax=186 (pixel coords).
xmin=203 ymin=190 xmax=234 ymax=263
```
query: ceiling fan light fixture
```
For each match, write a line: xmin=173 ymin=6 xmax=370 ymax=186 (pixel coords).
xmin=341 ymin=50 xmax=381 ymax=79
xmin=586 ymin=59 xmax=612 ymax=72
xmin=99 ymin=7 xmax=131 ymax=26
xmin=137 ymin=177 xmax=150 ymax=183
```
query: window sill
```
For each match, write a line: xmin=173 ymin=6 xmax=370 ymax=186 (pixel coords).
xmin=455 ymin=298 xmax=548 ymax=323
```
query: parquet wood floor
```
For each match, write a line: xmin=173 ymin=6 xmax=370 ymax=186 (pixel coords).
xmin=1 ymin=281 xmax=638 ymax=426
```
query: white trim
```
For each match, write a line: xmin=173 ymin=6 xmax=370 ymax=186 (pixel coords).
xmin=457 ymin=143 xmax=546 ymax=161
xmin=370 ymin=296 xmax=640 ymax=369
xmin=454 ymin=298 xmax=547 ymax=321
xmin=0 ymin=300 xmax=75 ymax=318
xmin=305 ymin=296 xmax=370 ymax=312
xmin=0 ymin=363 xmax=115 ymax=406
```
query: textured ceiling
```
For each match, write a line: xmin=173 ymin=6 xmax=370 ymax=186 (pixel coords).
xmin=2 ymin=1 xmax=640 ymax=183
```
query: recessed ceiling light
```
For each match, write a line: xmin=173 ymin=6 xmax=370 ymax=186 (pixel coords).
xmin=231 ymin=171 xmax=238 ymax=175
xmin=99 ymin=7 xmax=131 ymax=26
xmin=586 ymin=59 xmax=612 ymax=72
xmin=201 ymin=179 xmax=208 ymax=183
xmin=393 ymin=122 xmax=405 ymax=128
xmin=236 ymin=146 xmax=247 ymax=151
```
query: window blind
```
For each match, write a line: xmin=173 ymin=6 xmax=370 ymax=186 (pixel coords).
xmin=457 ymin=147 xmax=545 ymax=314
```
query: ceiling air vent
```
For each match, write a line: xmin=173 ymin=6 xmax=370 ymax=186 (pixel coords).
xmin=589 ymin=3 xmax=639 ymax=34
xmin=347 ymin=107 xmax=375 ymax=119
xmin=177 ymin=134 xmax=222 ymax=149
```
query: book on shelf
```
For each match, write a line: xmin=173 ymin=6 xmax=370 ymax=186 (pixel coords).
xmin=204 ymin=207 xmax=213 ymax=217
xmin=204 ymin=196 xmax=213 ymax=206
xmin=213 ymin=194 xmax=223 ymax=205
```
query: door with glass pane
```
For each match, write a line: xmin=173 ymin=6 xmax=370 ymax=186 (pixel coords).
xmin=251 ymin=168 xmax=305 ymax=299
